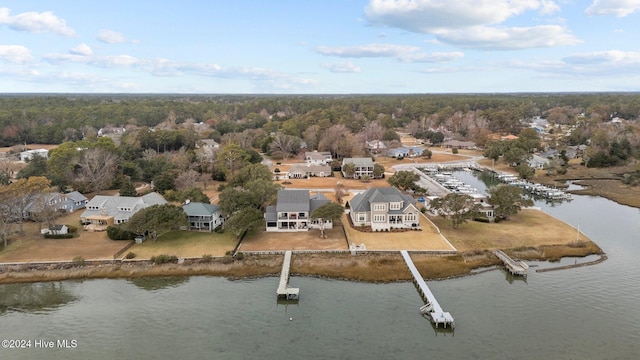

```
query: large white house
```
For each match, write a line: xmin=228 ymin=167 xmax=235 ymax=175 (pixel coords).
xmin=265 ymin=189 xmax=333 ymax=232
xmin=80 ymin=192 xmax=167 ymax=230
xmin=348 ymin=187 xmax=420 ymax=231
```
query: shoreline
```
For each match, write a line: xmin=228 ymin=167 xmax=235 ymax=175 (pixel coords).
xmin=0 ymin=246 xmax=604 ymax=285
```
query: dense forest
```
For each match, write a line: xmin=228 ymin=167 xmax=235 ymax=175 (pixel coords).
xmin=2 ymin=93 xmax=640 ymax=146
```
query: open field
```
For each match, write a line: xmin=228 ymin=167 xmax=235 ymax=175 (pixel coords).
xmin=429 ymin=208 xmax=599 ymax=254
xmin=0 ymin=211 xmax=129 ymax=262
xmin=239 ymin=225 xmax=348 ymax=251
xmin=342 ymin=213 xmax=455 ymax=251
xmin=127 ymin=230 xmax=238 ymax=259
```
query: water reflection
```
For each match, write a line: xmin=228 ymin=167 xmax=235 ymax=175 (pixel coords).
xmin=0 ymin=282 xmax=78 ymax=314
xmin=128 ymin=277 xmax=189 ymax=291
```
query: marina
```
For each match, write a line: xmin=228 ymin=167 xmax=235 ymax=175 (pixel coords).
xmin=400 ymin=250 xmax=455 ymax=329
xmin=276 ymin=250 xmax=299 ymax=300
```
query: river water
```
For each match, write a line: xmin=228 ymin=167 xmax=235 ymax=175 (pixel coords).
xmin=1 ymin=172 xmax=639 ymax=359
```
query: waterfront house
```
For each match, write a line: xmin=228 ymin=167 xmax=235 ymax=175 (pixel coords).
xmin=80 ymin=192 xmax=167 ymax=230
xmin=182 ymin=201 xmax=223 ymax=231
xmin=265 ymin=189 xmax=332 ymax=232
xmin=348 ymin=187 xmax=420 ymax=231
xmin=341 ymin=157 xmax=374 ymax=179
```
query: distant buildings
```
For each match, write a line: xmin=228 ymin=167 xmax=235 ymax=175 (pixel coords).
xmin=20 ymin=149 xmax=48 ymax=162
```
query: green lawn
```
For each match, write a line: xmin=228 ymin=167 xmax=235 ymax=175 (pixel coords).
xmin=126 ymin=230 xmax=238 ymax=260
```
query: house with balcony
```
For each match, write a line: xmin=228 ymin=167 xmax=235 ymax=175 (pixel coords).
xmin=304 ymin=151 xmax=332 ymax=165
xmin=341 ymin=157 xmax=374 ymax=179
xmin=182 ymin=201 xmax=223 ymax=231
xmin=348 ymin=187 xmax=420 ymax=231
xmin=265 ymin=189 xmax=332 ymax=232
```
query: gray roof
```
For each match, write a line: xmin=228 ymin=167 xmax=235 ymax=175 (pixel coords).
xmin=275 ymin=190 xmax=311 ymax=212
xmin=342 ymin=157 xmax=373 ymax=167
xmin=349 ymin=187 xmax=416 ymax=213
xmin=65 ymin=191 xmax=87 ymax=202
xmin=309 ymin=192 xmax=330 ymax=213
xmin=305 ymin=151 xmax=331 ymax=160
xmin=265 ymin=205 xmax=277 ymax=221
xmin=288 ymin=164 xmax=332 ymax=174
xmin=81 ymin=192 xmax=167 ymax=222
xmin=182 ymin=202 xmax=220 ymax=217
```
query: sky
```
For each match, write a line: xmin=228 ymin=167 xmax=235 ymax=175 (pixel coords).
xmin=1 ymin=0 xmax=640 ymax=94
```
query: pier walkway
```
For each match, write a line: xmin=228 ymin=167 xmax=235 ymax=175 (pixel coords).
xmin=493 ymin=249 xmax=529 ymax=276
xmin=400 ymin=250 xmax=454 ymax=328
xmin=276 ymin=251 xmax=299 ymax=300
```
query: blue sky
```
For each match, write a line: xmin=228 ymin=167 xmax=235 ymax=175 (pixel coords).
xmin=1 ymin=0 xmax=640 ymax=93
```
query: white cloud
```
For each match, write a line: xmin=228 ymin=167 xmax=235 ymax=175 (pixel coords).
xmin=585 ymin=0 xmax=640 ymax=17
xmin=399 ymin=51 xmax=464 ymax=62
xmin=563 ymin=50 xmax=640 ymax=66
xmin=316 ymin=43 xmax=421 ymax=58
xmin=97 ymin=29 xmax=138 ymax=44
xmin=44 ymin=53 xmax=140 ymax=68
xmin=364 ymin=0 xmax=559 ymax=32
xmin=436 ymin=25 xmax=581 ymax=50
xmin=0 ymin=45 xmax=33 ymax=64
xmin=322 ymin=61 xmax=362 ymax=73
xmin=315 ymin=43 xmax=462 ymax=63
xmin=69 ymin=43 xmax=93 ymax=56
xmin=0 ymin=7 xmax=75 ymax=36
xmin=363 ymin=1 xmax=574 ymax=50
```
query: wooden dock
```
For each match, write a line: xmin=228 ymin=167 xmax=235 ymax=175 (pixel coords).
xmin=276 ymin=251 xmax=299 ymax=300
xmin=493 ymin=249 xmax=529 ymax=276
xmin=400 ymin=250 xmax=455 ymax=329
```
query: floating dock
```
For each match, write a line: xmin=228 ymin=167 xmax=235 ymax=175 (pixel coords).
xmin=493 ymin=249 xmax=529 ymax=276
xmin=276 ymin=251 xmax=299 ymax=300
xmin=400 ymin=250 xmax=454 ymax=329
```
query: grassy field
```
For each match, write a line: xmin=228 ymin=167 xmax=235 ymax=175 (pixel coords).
xmin=127 ymin=230 xmax=238 ymax=259
xmin=342 ymin=213 xmax=455 ymax=251
xmin=240 ymin=225 xmax=348 ymax=251
xmin=430 ymin=208 xmax=597 ymax=252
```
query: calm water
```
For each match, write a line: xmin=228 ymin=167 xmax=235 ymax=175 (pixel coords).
xmin=1 ymin=174 xmax=640 ymax=359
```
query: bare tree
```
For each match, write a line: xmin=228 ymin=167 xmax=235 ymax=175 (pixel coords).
xmin=76 ymin=148 xmax=120 ymax=194
xmin=175 ymin=169 xmax=200 ymax=190
xmin=269 ymin=132 xmax=302 ymax=159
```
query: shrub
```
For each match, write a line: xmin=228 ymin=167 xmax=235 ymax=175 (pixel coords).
xmin=150 ymin=254 xmax=178 ymax=264
xmin=66 ymin=225 xmax=78 ymax=233
xmin=235 ymin=252 xmax=244 ymax=260
xmin=44 ymin=233 xmax=74 ymax=239
xmin=107 ymin=225 xmax=137 ymax=240
xmin=72 ymin=256 xmax=85 ymax=266
xmin=125 ymin=252 xmax=137 ymax=259
xmin=452 ymin=148 xmax=459 ymax=154
xmin=201 ymin=254 xmax=213 ymax=263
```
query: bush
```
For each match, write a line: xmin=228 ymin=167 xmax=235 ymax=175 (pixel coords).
xmin=66 ymin=225 xmax=78 ymax=233
xmin=72 ymin=256 xmax=85 ymax=266
xmin=107 ymin=225 xmax=137 ymax=240
xmin=235 ymin=252 xmax=244 ymax=260
xmin=150 ymin=254 xmax=178 ymax=264
xmin=452 ymin=148 xmax=459 ymax=154
xmin=201 ymin=254 xmax=213 ymax=263
xmin=125 ymin=252 xmax=137 ymax=259
xmin=44 ymin=233 xmax=74 ymax=239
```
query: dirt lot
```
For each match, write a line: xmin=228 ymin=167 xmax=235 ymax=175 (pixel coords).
xmin=0 ymin=211 xmax=130 ymax=262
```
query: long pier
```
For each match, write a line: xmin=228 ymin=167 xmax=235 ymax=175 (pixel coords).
xmin=400 ymin=250 xmax=454 ymax=329
xmin=276 ymin=251 xmax=299 ymax=300
xmin=493 ymin=250 xmax=529 ymax=276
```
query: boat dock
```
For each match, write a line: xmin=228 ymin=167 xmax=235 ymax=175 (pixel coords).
xmin=276 ymin=251 xmax=299 ymax=300
xmin=493 ymin=249 xmax=529 ymax=276
xmin=400 ymin=250 xmax=455 ymax=329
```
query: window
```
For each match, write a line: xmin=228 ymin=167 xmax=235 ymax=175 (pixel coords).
xmin=373 ymin=215 xmax=386 ymax=223
xmin=405 ymin=213 xmax=416 ymax=222
xmin=390 ymin=202 xmax=402 ymax=210
xmin=357 ymin=213 xmax=366 ymax=222
xmin=373 ymin=204 xmax=386 ymax=211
